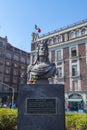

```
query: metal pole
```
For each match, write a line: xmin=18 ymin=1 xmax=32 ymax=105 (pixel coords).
xmin=12 ymin=88 xmax=14 ymax=107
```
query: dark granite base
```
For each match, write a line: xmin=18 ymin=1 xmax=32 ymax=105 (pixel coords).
xmin=18 ymin=84 xmax=65 ymax=130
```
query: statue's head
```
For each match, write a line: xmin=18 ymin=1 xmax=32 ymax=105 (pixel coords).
xmin=38 ymin=40 xmax=48 ymax=57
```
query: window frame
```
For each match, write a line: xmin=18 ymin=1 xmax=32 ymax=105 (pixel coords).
xmin=49 ymin=38 xmax=53 ymax=45
xmin=70 ymin=46 xmax=78 ymax=58
xmin=20 ymin=57 xmax=26 ymax=63
xmin=64 ymin=33 xmax=68 ymax=41
xmin=56 ymin=66 xmax=64 ymax=78
xmin=54 ymin=37 xmax=58 ymax=44
xmin=58 ymin=35 xmax=63 ymax=43
xmin=5 ymin=53 xmax=12 ymax=59
xmin=72 ymin=80 xmax=78 ymax=91
xmin=75 ymin=29 xmax=81 ymax=37
xmin=56 ymin=49 xmax=63 ymax=61
xmin=69 ymin=31 xmax=75 ymax=39
xmin=81 ymin=28 xmax=86 ymax=36
xmin=72 ymin=64 xmax=78 ymax=76
xmin=13 ymin=55 xmax=19 ymax=61
xmin=0 ymin=42 xmax=3 ymax=47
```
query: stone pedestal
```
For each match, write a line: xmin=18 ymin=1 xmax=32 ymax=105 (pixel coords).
xmin=18 ymin=84 xmax=65 ymax=130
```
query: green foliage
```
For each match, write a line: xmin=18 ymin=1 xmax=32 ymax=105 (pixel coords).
xmin=66 ymin=113 xmax=87 ymax=130
xmin=0 ymin=109 xmax=87 ymax=130
xmin=0 ymin=108 xmax=17 ymax=130
xmin=76 ymin=115 xmax=87 ymax=130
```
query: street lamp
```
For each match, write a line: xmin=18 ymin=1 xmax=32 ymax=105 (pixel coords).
xmin=0 ymin=82 xmax=14 ymax=107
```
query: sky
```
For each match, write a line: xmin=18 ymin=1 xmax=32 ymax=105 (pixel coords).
xmin=0 ymin=0 xmax=87 ymax=52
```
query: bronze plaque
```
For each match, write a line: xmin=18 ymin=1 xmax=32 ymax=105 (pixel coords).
xmin=26 ymin=98 xmax=57 ymax=115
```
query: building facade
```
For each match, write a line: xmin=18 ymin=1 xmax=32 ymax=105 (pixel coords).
xmin=0 ymin=36 xmax=30 ymax=103
xmin=30 ymin=20 xmax=87 ymax=111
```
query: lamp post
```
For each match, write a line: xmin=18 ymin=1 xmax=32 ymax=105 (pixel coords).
xmin=0 ymin=82 xmax=14 ymax=106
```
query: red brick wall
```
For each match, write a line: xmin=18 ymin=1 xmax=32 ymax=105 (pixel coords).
xmin=51 ymin=50 xmax=55 ymax=62
xmin=79 ymin=43 xmax=87 ymax=90
xmin=63 ymin=47 xmax=70 ymax=91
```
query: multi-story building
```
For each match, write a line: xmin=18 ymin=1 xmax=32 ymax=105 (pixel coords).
xmin=30 ymin=20 xmax=87 ymax=111
xmin=0 ymin=36 xmax=30 ymax=103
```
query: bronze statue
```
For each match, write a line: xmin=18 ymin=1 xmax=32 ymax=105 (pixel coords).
xmin=27 ymin=39 xmax=56 ymax=83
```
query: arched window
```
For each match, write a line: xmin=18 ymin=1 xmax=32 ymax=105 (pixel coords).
xmin=54 ymin=37 xmax=58 ymax=44
xmin=20 ymin=57 xmax=25 ymax=63
xmin=69 ymin=31 xmax=75 ymax=39
xmin=81 ymin=28 xmax=86 ymax=36
xmin=5 ymin=53 xmax=11 ymax=59
xmin=49 ymin=39 xmax=53 ymax=45
xmin=13 ymin=55 xmax=19 ymax=61
xmin=75 ymin=30 xmax=80 ymax=37
xmin=64 ymin=33 xmax=68 ymax=41
xmin=58 ymin=35 xmax=62 ymax=42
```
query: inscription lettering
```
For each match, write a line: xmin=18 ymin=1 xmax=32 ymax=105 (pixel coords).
xmin=26 ymin=98 xmax=57 ymax=115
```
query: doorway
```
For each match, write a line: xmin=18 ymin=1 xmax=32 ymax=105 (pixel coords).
xmin=68 ymin=93 xmax=83 ymax=111
xmin=69 ymin=101 xmax=83 ymax=111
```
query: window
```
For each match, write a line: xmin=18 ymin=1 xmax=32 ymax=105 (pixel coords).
xmin=56 ymin=67 xmax=62 ymax=78
xmin=20 ymin=57 xmax=25 ymax=63
xmin=13 ymin=69 xmax=18 ymax=76
xmin=49 ymin=39 xmax=53 ymax=45
xmin=71 ymin=47 xmax=77 ymax=57
xmin=69 ymin=32 xmax=75 ymax=39
xmin=20 ymin=71 xmax=25 ymax=77
xmin=76 ymin=30 xmax=80 ymax=37
xmin=13 ymin=55 xmax=19 ymax=61
xmin=72 ymin=65 xmax=78 ymax=76
xmin=58 ymin=35 xmax=62 ymax=42
xmin=57 ymin=50 xmax=62 ymax=60
xmin=54 ymin=37 xmax=58 ymax=44
xmin=5 ymin=68 xmax=10 ymax=74
xmin=14 ymin=63 xmax=18 ymax=68
xmin=0 ymin=42 xmax=3 ymax=47
xmin=6 ymin=61 xmax=10 ymax=66
xmin=72 ymin=80 xmax=78 ymax=91
xmin=64 ymin=33 xmax=68 ymax=41
xmin=81 ymin=28 xmax=86 ymax=36
xmin=6 ymin=53 xmax=11 ymax=59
